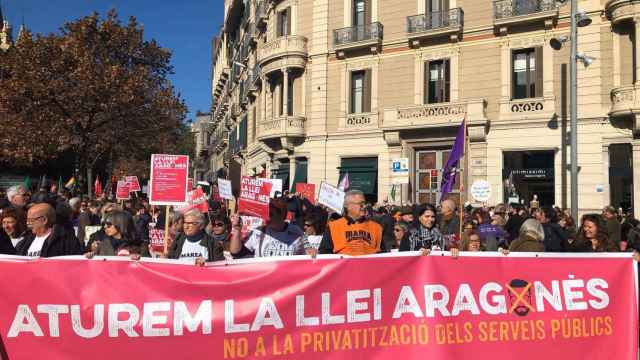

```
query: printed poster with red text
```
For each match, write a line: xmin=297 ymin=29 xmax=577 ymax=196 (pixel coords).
xmin=149 ymin=154 xmax=189 ymax=206
xmin=238 ymin=176 xmax=272 ymax=221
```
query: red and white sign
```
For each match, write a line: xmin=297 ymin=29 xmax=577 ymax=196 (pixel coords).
xmin=125 ymin=176 xmax=141 ymax=192
xmin=187 ymin=178 xmax=194 ymax=190
xmin=115 ymin=180 xmax=130 ymax=200
xmin=0 ymin=254 xmax=636 ymax=359
xmin=238 ymin=176 xmax=272 ymax=221
xmin=175 ymin=188 xmax=210 ymax=213
xmin=149 ymin=154 xmax=189 ymax=205
xmin=295 ymin=183 xmax=316 ymax=203
xmin=240 ymin=216 xmax=263 ymax=240
xmin=148 ymin=229 xmax=165 ymax=252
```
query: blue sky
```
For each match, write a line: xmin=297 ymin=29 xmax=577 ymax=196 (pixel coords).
xmin=2 ymin=0 xmax=224 ymax=121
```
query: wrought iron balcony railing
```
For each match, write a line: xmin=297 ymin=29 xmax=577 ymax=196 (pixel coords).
xmin=493 ymin=0 xmax=556 ymax=20
xmin=334 ymin=22 xmax=383 ymax=48
xmin=407 ymin=8 xmax=464 ymax=34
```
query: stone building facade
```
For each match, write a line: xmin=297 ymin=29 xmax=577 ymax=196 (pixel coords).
xmin=201 ymin=0 xmax=640 ymax=215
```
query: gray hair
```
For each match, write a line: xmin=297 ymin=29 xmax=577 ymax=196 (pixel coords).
xmin=345 ymin=190 xmax=365 ymax=203
xmin=519 ymin=219 xmax=545 ymax=242
xmin=183 ymin=209 xmax=205 ymax=224
xmin=6 ymin=185 xmax=26 ymax=201
xmin=69 ymin=197 xmax=82 ymax=208
xmin=441 ymin=199 xmax=456 ymax=212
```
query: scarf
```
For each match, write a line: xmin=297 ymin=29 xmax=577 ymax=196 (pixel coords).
xmin=408 ymin=224 xmax=443 ymax=251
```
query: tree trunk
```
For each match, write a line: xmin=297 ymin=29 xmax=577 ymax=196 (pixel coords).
xmin=87 ymin=167 xmax=93 ymax=198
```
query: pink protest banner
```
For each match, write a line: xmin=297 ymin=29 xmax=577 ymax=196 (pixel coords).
xmin=125 ymin=176 xmax=141 ymax=192
xmin=148 ymin=229 xmax=165 ymax=252
xmin=0 ymin=254 xmax=636 ymax=360
xmin=295 ymin=183 xmax=316 ymax=203
xmin=238 ymin=176 xmax=272 ymax=221
xmin=149 ymin=154 xmax=189 ymax=205
xmin=115 ymin=180 xmax=130 ymax=200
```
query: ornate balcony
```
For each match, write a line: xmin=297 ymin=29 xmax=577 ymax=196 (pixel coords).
xmin=247 ymin=66 xmax=261 ymax=97
xmin=606 ymin=0 xmax=640 ymax=25
xmin=407 ymin=8 xmax=464 ymax=46
xmin=333 ymin=22 xmax=383 ymax=58
xmin=258 ymin=115 xmax=306 ymax=150
xmin=382 ymin=99 xmax=486 ymax=130
xmin=340 ymin=112 xmax=379 ymax=130
xmin=610 ymin=85 xmax=640 ymax=122
xmin=257 ymin=36 xmax=308 ymax=73
xmin=493 ymin=0 xmax=557 ymax=34
xmin=498 ymin=96 xmax=556 ymax=122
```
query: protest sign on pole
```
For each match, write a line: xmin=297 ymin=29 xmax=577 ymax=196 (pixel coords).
xmin=187 ymin=178 xmax=194 ymax=190
xmin=125 ymin=176 xmax=141 ymax=192
xmin=318 ymin=182 xmax=345 ymax=214
xmin=238 ymin=176 xmax=272 ymax=220
xmin=0 ymin=254 xmax=636 ymax=359
xmin=148 ymin=229 xmax=165 ymax=252
xmin=115 ymin=180 xmax=130 ymax=200
xmin=175 ymin=188 xmax=210 ymax=213
xmin=471 ymin=179 xmax=492 ymax=203
xmin=261 ymin=178 xmax=282 ymax=198
xmin=240 ymin=216 xmax=263 ymax=240
xmin=217 ymin=179 xmax=234 ymax=200
xmin=149 ymin=154 xmax=189 ymax=206
xmin=295 ymin=183 xmax=316 ymax=203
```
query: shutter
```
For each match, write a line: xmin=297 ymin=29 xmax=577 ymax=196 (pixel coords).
xmin=364 ymin=69 xmax=372 ymax=112
xmin=444 ymin=59 xmax=450 ymax=102
xmin=510 ymin=50 xmax=515 ymax=100
xmin=286 ymin=7 xmax=291 ymax=36
xmin=535 ymin=47 xmax=543 ymax=98
xmin=443 ymin=0 xmax=449 ymax=12
xmin=424 ymin=61 xmax=430 ymax=104
xmin=348 ymin=71 xmax=354 ymax=113
xmin=277 ymin=12 xmax=282 ymax=37
xmin=365 ymin=0 xmax=372 ymax=24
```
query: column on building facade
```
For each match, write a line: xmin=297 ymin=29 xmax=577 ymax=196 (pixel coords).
xmin=602 ymin=144 xmax=610 ymax=210
xmin=261 ymin=75 xmax=267 ymax=124
xmin=283 ymin=69 xmax=289 ymax=116
xmin=289 ymin=156 xmax=297 ymax=192
xmin=635 ymin=17 xmax=640 ymax=85
xmin=633 ymin=141 xmax=640 ymax=217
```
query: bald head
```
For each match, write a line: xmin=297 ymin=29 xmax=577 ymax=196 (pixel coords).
xmin=441 ymin=199 xmax=456 ymax=216
xmin=27 ymin=203 xmax=56 ymax=235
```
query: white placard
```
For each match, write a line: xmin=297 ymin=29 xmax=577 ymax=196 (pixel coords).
xmin=261 ymin=178 xmax=283 ymax=198
xmin=318 ymin=182 xmax=345 ymax=215
xmin=217 ymin=179 xmax=234 ymax=200
xmin=470 ymin=180 xmax=492 ymax=202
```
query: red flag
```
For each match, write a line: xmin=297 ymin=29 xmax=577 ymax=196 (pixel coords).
xmin=94 ymin=177 xmax=103 ymax=197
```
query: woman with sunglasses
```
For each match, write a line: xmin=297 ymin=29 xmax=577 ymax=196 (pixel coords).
xmin=393 ymin=221 xmax=409 ymax=250
xmin=84 ymin=210 xmax=141 ymax=258
xmin=207 ymin=213 xmax=231 ymax=251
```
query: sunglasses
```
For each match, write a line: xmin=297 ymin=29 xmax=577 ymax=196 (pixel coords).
xmin=104 ymin=222 xmax=114 ymax=227
xmin=303 ymin=223 xmax=313 ymax=227
xmin=212 ymin=222 xmax=225 ymax=227
xmin=394 ymin=228 xmax=403 ymax=232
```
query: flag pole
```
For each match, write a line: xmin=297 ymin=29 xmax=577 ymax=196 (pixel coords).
xmin=459 ymin=117 xmax=467 ymax=244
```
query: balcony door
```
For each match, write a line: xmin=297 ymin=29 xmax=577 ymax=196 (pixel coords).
xmin=426 ymin=0 xmax=449 ymax=28
xmin=353 ymin=0 xmax=370 ymax=41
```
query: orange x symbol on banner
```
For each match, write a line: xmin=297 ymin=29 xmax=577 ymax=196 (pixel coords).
xmin=506 ymin=283 xmax=535 ymax=314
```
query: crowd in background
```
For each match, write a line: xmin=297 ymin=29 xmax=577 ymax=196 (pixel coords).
xmin=1 ymin=181 xmax=638 ymax=264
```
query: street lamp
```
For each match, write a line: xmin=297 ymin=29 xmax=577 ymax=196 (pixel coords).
xmin=549 ymin=2 xmax=593 ymax=223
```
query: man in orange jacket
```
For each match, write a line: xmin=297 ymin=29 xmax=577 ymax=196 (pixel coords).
xmin=319 ymin=190 xmax=385 ymax=256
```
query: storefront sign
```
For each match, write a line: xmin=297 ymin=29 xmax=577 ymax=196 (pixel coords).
xmin=149 ymin=154 xmax=190 ymax=205
xmin=507 ymin=168 xmax=554 ymax=180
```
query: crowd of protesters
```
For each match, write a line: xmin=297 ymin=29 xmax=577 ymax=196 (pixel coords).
xmin=1 ymin=181 xmax=639 ymax=265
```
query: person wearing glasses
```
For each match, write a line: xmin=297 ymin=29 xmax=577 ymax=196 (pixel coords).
xmin=319 ymin=190 xmax=385 ymax=256
xmin=393 ymin=221 xmax=410 ymax=250
xmin=84 ymin=210 xmax=142 ymax=258
xmin=168 ymin=209 xmax=224 ymax=265
xmin=206 ymin=213 xmax=231 ymax=251
xmin=16 ymin=203 xmax=82 ymax=257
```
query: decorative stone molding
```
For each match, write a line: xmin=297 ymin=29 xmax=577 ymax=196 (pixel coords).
xmin=610 ymin=84 xmax=640 ymax=132
xmin=258 ymin=115 xmax=306 ymax=140
xmin=384 ymin=131 xmax=401 ymax=146
xmin=340 ymin=112 xmax=379 ymax=130
xmin=498 ymin=96 xmax=556 ymax=121
xmin=257 ymin=35 xmax=308 ymax=68
xmin=382 ymin=98 xmax=486 ymax=130
xmin=605 ymin=0 xmax=640 ymax=25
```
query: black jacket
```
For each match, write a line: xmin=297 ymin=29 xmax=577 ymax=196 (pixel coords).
xmin=0 ymin=229 xmax=16 ymax=255
xmin=168 ymin=231 xmax=225 ymax=262
xmin=15 ymin=225 xmax=83 ymax=257
xmin=372 ymin=214 xmax=396 ymax=251
xmin=542 ymin=222 xmax=570 ymax=252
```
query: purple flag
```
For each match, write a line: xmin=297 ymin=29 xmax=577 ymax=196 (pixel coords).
xmin=440 ymin=119 xmax=466 ymax=199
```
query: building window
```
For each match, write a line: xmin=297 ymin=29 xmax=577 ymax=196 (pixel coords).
xmin=424 ymin=59 xmax=450 ymax=104
xmin=354 ymin=0 xmax=366 ymax=26
xmin=277 ymin=8 xmax=291 ymax=37
xmin=512 ymin=48 xmax=542 ymax=100
xmin=426 ymin=0 xmax=449 ymax=28
xmin=350 ymin=70 xmax=371 ymax=113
